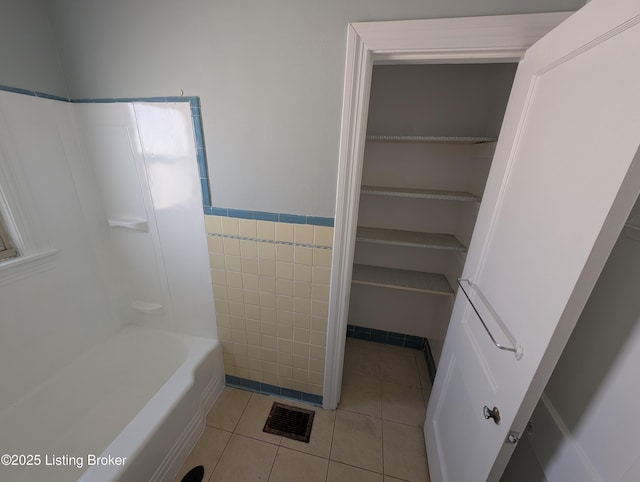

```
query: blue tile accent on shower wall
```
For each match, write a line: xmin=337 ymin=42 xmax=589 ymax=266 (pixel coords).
xmin=36 ymin=92 xmax=71 ymax=102
xmin=186 ymin=97 xmax=212 ymax=214
xmin=196 ymin=149 xmax=208 ymax=178
xmin=200 ymin=179 xmax=212 ymax=207
xmin=192 ymin=115 xmax=205 ymax=149
xmin=70 ymin=96 xmax=192 ymax=104
xmin=225 ymin=375 xmax=323 ymax=406
xmin=0 ymin=84 xmax=71 ymax=101
xmin=1 ymin=85 xmax=38 ymax=96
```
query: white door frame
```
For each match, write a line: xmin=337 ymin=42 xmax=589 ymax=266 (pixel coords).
xmin=323 ymin=11 xmax=573 ymax=410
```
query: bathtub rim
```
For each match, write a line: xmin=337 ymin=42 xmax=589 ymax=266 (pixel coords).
xmin=77 ymin=326 xmax=224 ymax=482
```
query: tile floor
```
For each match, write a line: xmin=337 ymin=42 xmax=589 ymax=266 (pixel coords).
xmin=174 ymin=338 xmax=432 ymax=482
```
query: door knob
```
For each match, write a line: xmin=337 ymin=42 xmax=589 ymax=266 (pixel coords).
xmin=483 ymin=405 xmax=501 ymax=424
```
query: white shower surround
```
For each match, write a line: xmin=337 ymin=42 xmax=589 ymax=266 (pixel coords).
xmin=0 ymin=92 xmax=222 ymax=481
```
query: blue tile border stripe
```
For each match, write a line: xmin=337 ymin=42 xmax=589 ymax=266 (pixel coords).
xmin=208 ymin=233 xmax=331 ymax=250
xmin=207 ymin=208 xmax=334 ymax=227
xmin=70 ymin=96 xmax=192 ymax=104
xmin=424 ymin=339 xmax=437 ymax=385
xmin=0 ymin=84 xmax=71 ymax=101
xmin=0 ymin=84 xmax=335 ymax=228
xmin=346 ymin=324 xmax=437 ymax=384
xmin=225 ymin=375 xmax=323 ymax=406
xmin=347 ymin=324 xmax=425 ymax=350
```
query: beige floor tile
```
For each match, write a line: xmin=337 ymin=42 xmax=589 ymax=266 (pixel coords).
xmin=379 ymin=343 xmax=420 ymax=358
xmin=343 ymin=343 xmax=381 ymax=378
xmin=327 ymin=461 xmax=383 ymax=482
xmin=331 ymin=409 xmax=383 ymax=473
xmin=268 ymin=446 xmax=328 ymax=482
xmin=346 ymin=337 xmax=382 ymax=352
xmin=210 ymin=434 xmax=277 ymax=482
xmin=234 ymin=393 xmax=283 ymax=444
xmin=383 ymin=420 xmax=430 ymax=482
xmin=172 ymin=427 xmax=230 ymax=482
xmin=384 ymin=476 xmax=409 ymax=481
xmin=338 ymin=371 xmax=382 ymax=418
xmin=380 ymin=351 xmax=421 ymax=387
xmin=381 ymin=382 xmax=426 ymax=427
xmin=206 ymin=387 xmax=252 ymax=432
xmin=280 ymin=401 xmax=336 ymax=458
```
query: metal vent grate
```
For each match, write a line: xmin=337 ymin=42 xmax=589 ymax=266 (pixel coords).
xmin=263 ymin=402 xmax=315 ymax=443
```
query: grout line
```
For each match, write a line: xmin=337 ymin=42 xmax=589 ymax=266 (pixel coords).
xmin=203 ymin=390 xmax=254 ymax=480
xmin=266 ymin=444 xmax=279 ymax=481
xmin=232 ymin=391 xmax=252 ymax=433
xmin=324 ymin=408 xmax=338 ymax=482
xmin=208 ymin=232 xmax=332 ymax=250
xmin=205 ymin=429 xmax=233 ymax=482
xmin=326 ymin=458 xmax=386 ymax=477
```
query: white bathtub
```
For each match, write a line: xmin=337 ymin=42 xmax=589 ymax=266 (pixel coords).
xmin=0 ymin=326 xmax=224 ymax=482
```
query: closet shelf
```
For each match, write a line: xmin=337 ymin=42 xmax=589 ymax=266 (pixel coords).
xmin=361 ymin=185 xmax=480 ymax=202
xmin=352 ymin=264 xmax=453 ymax=296
xmin=357 ymin=226 xmax=466 ymax=251
xmin=366 ymin=135 xmax=497 ymax=144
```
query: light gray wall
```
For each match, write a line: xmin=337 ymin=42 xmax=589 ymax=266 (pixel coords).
xmin=0 ymin=0 xmax=68 ymax=97
xmin=46 ymin=0 xmax=585 ymax=217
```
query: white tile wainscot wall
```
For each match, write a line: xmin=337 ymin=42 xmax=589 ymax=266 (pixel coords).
xmin=205 ymin=215 xmax=333 ymax=396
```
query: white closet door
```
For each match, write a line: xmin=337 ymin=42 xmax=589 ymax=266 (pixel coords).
xmin=424 ymin=1 xmax=640 ymax=481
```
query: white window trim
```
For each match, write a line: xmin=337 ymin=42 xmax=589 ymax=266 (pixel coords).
xmin=0 ymin=215 xmax=17 ymax=261
xmin=0 ymin=110 xmax=57 ymax=283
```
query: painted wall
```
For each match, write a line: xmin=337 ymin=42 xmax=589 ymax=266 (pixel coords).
xmin=45 ymin=0 xmax=585 ymax=217
xmin=0 ymin=0 xmax=68 ymax=97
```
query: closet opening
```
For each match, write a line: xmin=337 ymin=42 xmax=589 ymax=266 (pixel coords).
xmin=347 ymin=63 xmax=517 ymax=373
xmin=324 ymin=13 xmax=570 ymax=412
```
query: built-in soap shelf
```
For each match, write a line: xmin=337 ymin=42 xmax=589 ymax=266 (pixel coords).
xmin=108 ymin=218 xmax=149 ymax=233
xmin=131 ymin=300 xmax=164 ymax=315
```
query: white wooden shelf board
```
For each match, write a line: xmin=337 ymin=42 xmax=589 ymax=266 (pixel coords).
xmin=352 ymin=263 xmax=453 ymax=296
xmin=361 ymin=185 xmax=480 ymax=202
xmin=365 ymin=135 xmax=497 ymax=144
xmin=356 ymin=226 xmax=466 ymax=251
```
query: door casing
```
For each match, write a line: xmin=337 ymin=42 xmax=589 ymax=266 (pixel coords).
xmin=323 ymin=11 xmax=572 ymax=409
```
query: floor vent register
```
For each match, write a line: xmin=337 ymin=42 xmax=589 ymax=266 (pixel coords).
xmin=263 ymin=402 xmax=315 ymax=443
